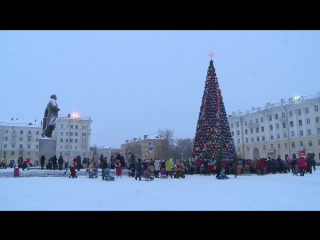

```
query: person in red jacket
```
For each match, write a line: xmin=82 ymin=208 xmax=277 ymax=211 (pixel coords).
xmin=260 ymin=158 xmax=265 ymax=175
xmin=297 ymin=157 xmax=306 ymax=176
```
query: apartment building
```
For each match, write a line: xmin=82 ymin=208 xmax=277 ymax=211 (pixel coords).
xmin=0 ymin=119 xmax=42 ymax=164
xmin=228 ymin=91 xmax=320 ymax=161
xmin=120 ymin=134 xmax=168 ymax=161
xmin=0 ymin=113 xmax=92 ymax=165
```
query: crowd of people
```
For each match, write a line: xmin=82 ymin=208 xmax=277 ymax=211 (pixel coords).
xmin=4 ymin=152 xmax=317 ymax=180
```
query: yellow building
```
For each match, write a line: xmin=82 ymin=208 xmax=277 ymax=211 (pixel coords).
xmin=120 ymin=134 xmax=168 ymax=161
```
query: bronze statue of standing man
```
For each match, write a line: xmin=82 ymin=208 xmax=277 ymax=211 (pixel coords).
xmin=41 ymin=94 xmax=60 ymax=138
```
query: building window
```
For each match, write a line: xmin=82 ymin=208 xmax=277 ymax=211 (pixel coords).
xmin=270 ymin=135 xmax=274 ymax=140
xmin=75 ymin=139 xmax=78 ymax=143
xmin=237 ymin=139 xmax=240 ymax=144
xmin=70 ymin=139 xmax=73 ymax=143
xmin=75 ymin=125 xmax=78 ymax=129
xmin=82 ymin=139 xmax=86 ymax=143
xmin=36 ymin=138 xmax=39 ymax=142
xmin=291 ymin=131 xmax=295 ymax=137
xmin=292 ymin=142 xmax=295 ymax=148
xmin=12 ymin=144 xmax=15 ymax=148
xmin=284 ymin=143 xmax=288 ymax=149
xmin=315 ymin=105 xmax=318 ymax=112
xmin=275 ymin=114 xmax=278 ymax=120
xmin=70 ymin=132 xmax=73 ymax=136
xmin=281 ymin=112 xmax=285 ymax=118
xmin=318 ymin=140 xmax=320 ymax=147
xmin=262 ymin=136 xmax=265 ymax=141
xmin=257 ymin=136 xmax=260 ymax=142
xmin=4 ymin=137 xmax=8 ymax=141
xmin=308 ymin=141 xmax=312 ymax=147
xmin=306 ymin=118 xmax=310 ymax=124
xmin=20 ymin=137 xmax=23 ymax=141
xmin=82 ymin=133 xmax=86 ymax=136
xmin=20 ymin=130 xmax=23 ymax=134
xmin=305 ymin=108 xmax=309 ymax=114
xmin=246 ymin=146 xmax=249 ymax=152
xmin=244 ymin=121 xmax=247 ymax=126
xmin=278 ymin=143 xmax=280 ymax=149
xmin=61 ymin=124 xmax=64 ymax=128
xmin=27 ymin=152 xmax=30 ymax=155
xmin=66 ymin=139 xmax=68 ymax=142
xmin=298 ymin=120 xmax=302 ymax=126
xmin=237 ymin=130 xmax=240 ymax=135
xmin=283 ymin=133 xmax=287 ymax=138
xmin=256 ymin=128 xmax=259 ymax=133
xmin=27 ymin=145 xmax=30 ymax=149
xmin=282 ymin=122 xmax=286 ymax=128
xmin=60 ymin=132 xmax=63 ymax=135
xmin=289 ymin=111 xmax=293 ymax=117
xmin=236 ymin=122 xmax=239 ymax=127
xmin=245 ymin=138 xmax=248 ymax=143
xmin=245 ymin=129 xmax=247 ymax=134
xmin=255 ymin=118 xmax=258 ymax=123
xmin=269 ymin=115 xmax=272 ymax=121
xmin=299 ymin=130 xmax=303 ymax=136
xmin=4 ymin=130 xmax=8 ymax=134
xmin=28 ymin=137 xmax=31 ymax=141
xmin=307 ymin=129 xmax=311 ymax=135
xmin=70 ymin=125 xmax=74 ymax=129
xmin=270 ymin=125 xmax=273 ymax=131
xmin=19 ymin=144 xmax=22 ymax=148
xmin=263 ymin=145 xmax=266 ymax=150
xmin=35 ymin=145 xmax=38 ymax=149
xmin=316 ymin=117 xmax=319 ymax=124
xmin=297 ymin=109 xmax=301 ymax=115
xmin=250 ymin=129 xmax=253 ymax=134
xmin=11 ymin=151 xmax=15 ymax=156
xmin=276 ymin=124 xmax=279 ymax=129
xmin=75 ymin=132 xmax=78 ymax=136
xmin=271 ymin=144 xmax=274 ymax=149
xmin=260 ymin=117 xmax=263 ymax=122
xmin=299 ymin=141 xmax=303 ymax=146
xmin=277 ymin=134 xmax=280 ymax=139
xmin=317 ymin=128 xmax=320 ymax=134
xmin=4 ymin=144 xmax=7 ymax=148
xmin=251 ymin=137 xmax=254 ymax=142
xmin=290 ymin=121 xmax=294 ymax=127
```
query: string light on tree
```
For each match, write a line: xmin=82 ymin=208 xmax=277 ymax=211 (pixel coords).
xmin=191 ymin=52 xmax=237 ymax=161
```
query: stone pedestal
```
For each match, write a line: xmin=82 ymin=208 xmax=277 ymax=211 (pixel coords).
xmin=39 ymin=138 xmax=57 ymax=166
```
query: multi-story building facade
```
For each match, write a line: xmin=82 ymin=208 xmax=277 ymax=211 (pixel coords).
xmin=228 ymin=91 xmax=320 ymax=161
xmin=0 ymin=113 xmax=92 ymax=165
xmin=54 ymin=113 xmax=92 ymax=163
xmin=120 ymin=134 xmax=168 ymax=161
xmin=0 ymin=119 xmax=42 ymax=164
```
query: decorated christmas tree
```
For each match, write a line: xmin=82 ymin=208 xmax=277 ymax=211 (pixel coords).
xmin=191 ymin=52 xmax=237 ymax=161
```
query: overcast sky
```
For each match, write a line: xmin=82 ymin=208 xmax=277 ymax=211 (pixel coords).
xmin=1 ymin=30 xmax=319 ymax=148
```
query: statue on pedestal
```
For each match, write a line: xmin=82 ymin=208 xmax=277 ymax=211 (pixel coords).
xmin=41 ymin=94 xmax=60 ymax=138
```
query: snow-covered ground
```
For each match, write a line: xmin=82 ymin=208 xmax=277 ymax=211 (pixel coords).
xmin=1 ymin=167 xmax=319 ymax=211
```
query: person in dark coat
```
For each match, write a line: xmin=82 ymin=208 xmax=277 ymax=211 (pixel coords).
xmin=58 ymin=156 xmax=64 ymax=170
xmin=306 ymin=155 xmax=313 ymax=174
xmin=52 ymin=155 xmax=57 ymax=170
xmin=135 ymin=158 xmax=142 ymax=181
xmin=40 ymin=155 xmax=45 ymax=170
xmin=76 ymin=155 xmax=81 ymax=171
